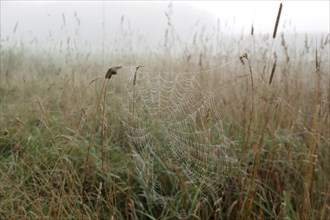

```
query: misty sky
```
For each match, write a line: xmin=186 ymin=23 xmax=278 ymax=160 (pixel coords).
xmin=1 ymin=1 xmax=329 ymax=50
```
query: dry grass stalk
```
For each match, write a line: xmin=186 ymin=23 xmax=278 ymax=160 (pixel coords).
xmin=105 ymin=65 xmax=123 ymax=79
xmin=240 ymin=52 xmax=255 ymax=151
xmin=88 ymin=77 xmax=101 ymax=87
xmin=82 ymin=65 xmax=123 ymax=213
xmin=281 ymin=33 xmax=290 ymax=63
xmin=315 ymin=49 xmax=320 ymax=74
xmin=273 ymin=3 xmax=283 ymax=39
xmin=304 ymin=34 xmax=310 ymax=53
xmin=269 ymin=53 xmax=277 ymax=85
xmin=133 ymin=65 xmax=143 ymax=85
xmin=132 ymin=65 xmax=143 ymax=119
xmin=13 ymin=22 xmax=19 ymax=33
xmin=267 ymin=3 xmax=282 ymax=78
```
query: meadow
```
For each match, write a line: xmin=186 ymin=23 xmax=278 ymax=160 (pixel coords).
xmin=0 ymin=4 xmax=329 ymax=220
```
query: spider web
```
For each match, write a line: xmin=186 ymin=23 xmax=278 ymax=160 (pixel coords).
xmin=117 ymin=59 xmax=251 ymax=215
xmin=117 ymin=56 xmax=325 ymax=217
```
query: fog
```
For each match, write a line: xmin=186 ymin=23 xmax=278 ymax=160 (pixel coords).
xmin=1 ymin=1 xmax=329 ymax=52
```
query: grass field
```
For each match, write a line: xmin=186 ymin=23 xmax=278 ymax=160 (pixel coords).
xmin=1 ymin=4 xmax=329 ymax=220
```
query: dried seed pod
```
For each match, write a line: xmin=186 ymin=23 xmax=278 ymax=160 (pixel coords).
xmin=105 ymin=65 xmax=123 ymax=79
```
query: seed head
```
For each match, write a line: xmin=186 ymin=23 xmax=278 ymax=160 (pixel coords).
xmin=105 ymin=65 xmax=123 ymax=79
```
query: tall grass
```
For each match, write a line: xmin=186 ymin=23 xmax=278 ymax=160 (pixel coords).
xmin=1 ymin=3 xmax=329 ymax=220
